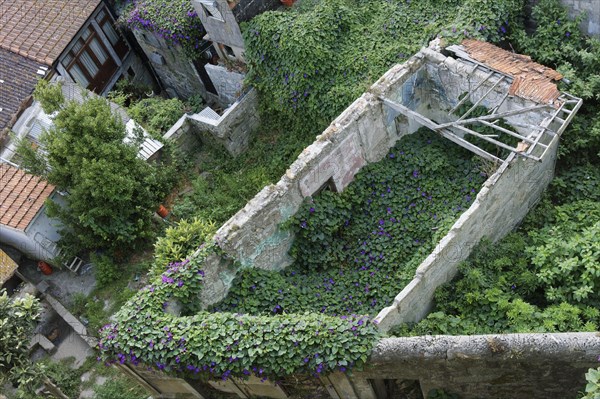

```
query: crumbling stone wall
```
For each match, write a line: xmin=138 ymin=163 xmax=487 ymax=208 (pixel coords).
xmin=196 ymin=47 xmax=567 ymax=312
xmin=199 ymin=56 xmax=425 ymax=306
xmin=163 ymin=88 xmax=260 ymax=156
xmin=374 ymin=48 xmax=561 ymax=330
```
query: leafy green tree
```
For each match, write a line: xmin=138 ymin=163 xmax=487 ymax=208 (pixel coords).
xmin=0 ymin=290 xmax=43 ymax=394
xmin=22 ymin=82 xmax=174 ymax=255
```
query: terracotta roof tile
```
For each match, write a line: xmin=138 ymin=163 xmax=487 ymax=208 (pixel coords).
xmin=0 ymin=48 xmax=42 ymax=131
xmin=0 ymin=0 xmax=100 ymax=66
xmin=460 ymin=39 xmax=563 ymax=105
xmin=0 ymin=163 xmax=55 ymax=231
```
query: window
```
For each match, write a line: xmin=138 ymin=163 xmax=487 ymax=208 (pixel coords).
xmin=62 ymin=26 xmax=117 ymax=92
xmin=69 ymin=64 xmax=89 ymax=87
xmin=100 ymin=20 xmax=129 ymax=58
xmin=61 ymin=6 xmax=130 ymax=93
xmin=199 ymin=0 xmax=224 ymax=21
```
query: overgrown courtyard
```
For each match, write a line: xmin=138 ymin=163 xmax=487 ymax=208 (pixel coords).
xmin=215 ymin=130 xmax=487 ymax=317
xmin=5 ymin=0 xmax=600 ymax=396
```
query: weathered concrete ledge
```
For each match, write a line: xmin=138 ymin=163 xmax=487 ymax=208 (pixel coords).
xmin=338 ymin=333 xmax=600 ymax=399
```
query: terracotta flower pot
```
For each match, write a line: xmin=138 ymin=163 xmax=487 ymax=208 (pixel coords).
xmin=38 ymin=261 xmax=53 ymax=275
xmin=281 ymin=0 xmax=294 ymax=7
xmin=157 ymin=204 xmax=169 ymax=218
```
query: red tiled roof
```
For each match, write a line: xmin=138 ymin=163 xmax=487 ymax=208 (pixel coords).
xmin=461 ymin=39 xmax=563 ymax=105
xmin=0 ymin=163 xmax=55 ymax=231
xmin=0 ymin=0 xmax=100 ymax=66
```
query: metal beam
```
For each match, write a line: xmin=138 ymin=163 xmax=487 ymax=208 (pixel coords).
xmin=457 ymin=76 xmax=505 ymax=121
xmin=451 ymin=125 xmax=541 ymax=161
xmin=491 ymin=91 xmax=510 ymax=115
xmin=476 ymin=120 xmax=547 ymax=148
xmin=382 ymin=98 xmax=503 ymax=163
xmin=537 ymin=97 xmax=583 ymax=159
xmin=437 ymin=104 xmax=552 ymax=129
xmin=448 ymin=71 xmax=495 ymax=115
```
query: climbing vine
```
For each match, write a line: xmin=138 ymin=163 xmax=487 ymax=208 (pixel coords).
xmin=214 ymin=130 xmax=487 ymax=317
xmin=120 ymin=0 xmax=206 ymax=58
xmin=242 ymin=0 xmax=523 ymax=131
xmin=98 ymin=245 xmax=380 ymax=380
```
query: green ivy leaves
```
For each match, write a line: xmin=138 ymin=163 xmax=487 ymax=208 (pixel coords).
xmin=217 ymin=130 xmax=485 ymax=317
xmin=98 ymin=244 xmax=379 ymax=380
xmin=242 ymin=0 xmax=522 ymax=132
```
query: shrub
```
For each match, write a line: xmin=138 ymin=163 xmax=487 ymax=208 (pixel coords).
xmin=92 ymin=253 xmax=121 ymax=289
xmin=528 ymin=201 xmax=600 ymax=307
xmin=128 ymin=97 xmax=186 ymax=136
xmin=33 ymin=78 xmax=64 ymax=114
xmin=93 ymin=377 xmax=148 ymax=399
xmin=153 ymin=217 xmax=217 ymax=272
xmin=582 ymin=367 xmax=600 ymax=399
xmin=549 ymin=163 xmax=600 ymax=204
xmin=0 ymin=290 xmax=42 ymax=393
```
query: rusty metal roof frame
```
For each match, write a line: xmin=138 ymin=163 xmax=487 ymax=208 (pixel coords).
xmin=381 ymin=45 xmax=583 ymax=164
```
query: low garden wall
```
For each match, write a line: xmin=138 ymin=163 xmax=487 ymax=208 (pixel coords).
xmin=163 ymin=88 xmax=260 ymax=156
